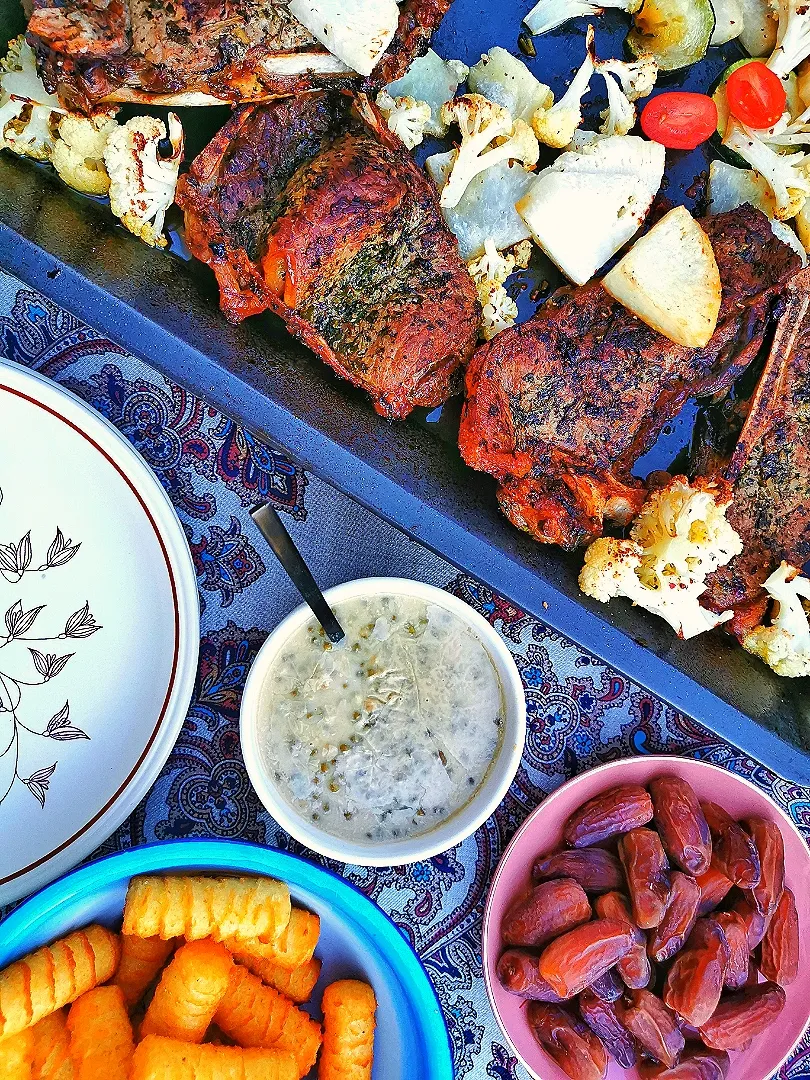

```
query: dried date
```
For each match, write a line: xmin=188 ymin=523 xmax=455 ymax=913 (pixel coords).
xmin=527 ymin=1002 xmax=608 ymax=1080
xmin=699 ymin=983 xmax=787 ymax=1051
xmin=497 ymin=949 xmax=564 ymax=1001
xmin=650 ymin=777 xmax=712 ymax=876
xmin=502 ymin=878 xmax=591 ymax=947
xmin=594 ymin=891 xmax=651 ymax=990
xmin=729 ymin=895 xmax=769 ymax=950
xmin=663 ymin=919 xmax=729 ymax=1027
xmin=578 ymin=990 xmax=637 ymax=1069
xmin=589 ymin=968 xmax=623 ymax=1003
xmin=617 ymin=988 xmax=685 ymax=1068
xmin=538 ymin=919 xmax=636 ymax=999
xmin=619 ymin=828 xmax=671 ymax=930
xmin=695 ymin=866 xmax=733 ymax=916
xmin=533 ymin=849 xmax=625 ymax=894
xmin=639 ymin=1046 xmax=730 ymax=1079
xmin=713 ymin=912 xmax=749 ymax=990
xmin=760 ymin=886 xmax=799 ymax=985
xmin=563 ymin=784 xmax=654 ymax=848
xmin=648 ymin=871 xmax=701 ymax=963
xmin=743 ymin=817 xmax=785 ymax=919
xmin=700 ymin=802 xmax=760 ymax=889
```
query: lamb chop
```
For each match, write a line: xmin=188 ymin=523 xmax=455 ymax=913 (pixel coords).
xmin=28 ymin=0 xmax=451 ymax=109
xmin=698 ymin=272 xmax=810 ymax=638
xmin=176 ymin=93 xmax=480 ymax=420
xmin=458 ymin=206 xmax=801 ymax=550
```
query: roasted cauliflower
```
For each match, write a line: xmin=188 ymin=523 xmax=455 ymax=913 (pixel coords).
xmin=376 ymin=90 xmax=432 ymax=149
xmin=51 ymin=112 xmax=119 ymax=195
xmin=743 ymin=563 xmax=810 ymax=677
xmin=103 ymin=113 xmax=184 ymax=248
xmin=439 ymin=94 xmax=539 ymax=209
xmin=0 ymin=36 xmax=64 ymax=161
xmin=580 ymin=477 xmax=744 ymax=639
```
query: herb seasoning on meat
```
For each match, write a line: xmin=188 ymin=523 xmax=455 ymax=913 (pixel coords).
xmin=258 ymin=595 xmax=504 ymax=843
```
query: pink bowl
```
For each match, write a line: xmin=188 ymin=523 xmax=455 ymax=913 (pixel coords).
xmin=482 ymin=755 xmax=810 ymax=1080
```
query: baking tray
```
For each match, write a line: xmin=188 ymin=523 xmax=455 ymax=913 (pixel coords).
xmin=2 ymin=0 xmax=809 ymax=782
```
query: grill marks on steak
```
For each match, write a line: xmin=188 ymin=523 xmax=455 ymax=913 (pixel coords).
xmin=459 ymin=206 xmax=801 ymax=550
xmin=176 ymin=94 xmax=480 ymax=419
xmin=29 ymin=0 xmax=452 ymax=106
xmin=700 ymin=273 xmax=810 ymax=636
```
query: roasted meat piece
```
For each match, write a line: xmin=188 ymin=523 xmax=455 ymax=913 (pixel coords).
xmin=29 ymin=0 xmax=451 ymax=108
xmin=698 ymin=272 xmax=810 ymax=635
xmin=177 ymin=94 xmax=479 ymax=419
xmin=459 ymin=207 xmax=800 ymax=550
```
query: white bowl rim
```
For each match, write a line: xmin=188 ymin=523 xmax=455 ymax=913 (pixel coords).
xmin=481 ymin=754 xmax=810 ymax=1080
xmin=240 ymin=576 xmax=527 ymax=867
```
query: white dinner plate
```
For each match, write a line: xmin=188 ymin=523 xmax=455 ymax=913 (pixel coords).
xmin=0 ymin=359 xmax=199 ymax=904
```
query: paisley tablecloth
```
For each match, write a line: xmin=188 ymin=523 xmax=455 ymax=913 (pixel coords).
xmin=1 ymin=267 xmax=808 ymax=1079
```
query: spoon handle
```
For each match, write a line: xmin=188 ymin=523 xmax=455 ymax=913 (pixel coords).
xmin=250 ymin=502 xmax=345 ymax=643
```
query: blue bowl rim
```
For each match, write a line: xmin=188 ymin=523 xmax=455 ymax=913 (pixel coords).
xmin=0 ymin=837 xmax=454 ymax=1078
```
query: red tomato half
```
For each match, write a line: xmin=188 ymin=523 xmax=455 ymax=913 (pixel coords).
xmin=640 ymin=92 xmax=718 ymax=150
xmin=726 ymin=61 xmax=787 ymax=129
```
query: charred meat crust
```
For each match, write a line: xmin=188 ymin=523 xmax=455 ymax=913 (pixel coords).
xmin=701 ymin=272 xmax=810 ymax=635
xmin=30 ymin=0 xmax=452 ymax=107
xmin=458 ymin=206 xmax=801 ymax=550
xmin=176 ymin=93 xmax=480 ymax=420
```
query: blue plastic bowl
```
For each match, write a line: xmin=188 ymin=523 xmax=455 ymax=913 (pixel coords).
xmin=0 ymin=839 xmax=453 ymax=1080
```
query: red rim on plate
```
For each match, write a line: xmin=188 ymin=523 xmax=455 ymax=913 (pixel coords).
xmin=482 ymin=755 xmax=810 ymax=1080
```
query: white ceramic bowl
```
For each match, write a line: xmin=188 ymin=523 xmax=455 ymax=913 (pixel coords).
xmin=241 ymin=577 xmax=526 ymax=866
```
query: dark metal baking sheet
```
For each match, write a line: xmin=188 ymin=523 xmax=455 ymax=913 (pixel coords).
xmin=2 ymin=0 xmax=809 ymax=781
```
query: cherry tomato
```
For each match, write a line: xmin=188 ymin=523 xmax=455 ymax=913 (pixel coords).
xmin=726 ymin=61 xmax=787 ymax=129
xmin=641 ymin=92 xmax=718 ymax=150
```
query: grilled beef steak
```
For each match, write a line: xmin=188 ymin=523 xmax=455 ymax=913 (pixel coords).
xmin=459 ymin=206 xmax=800 ymax=550
xmin=699 ymin=272 xmax=810 ymax=637
xmin=29 ymin=0 xmax=451 ymax=107
xmin=177 ymin=94 xmax=480 ymax=420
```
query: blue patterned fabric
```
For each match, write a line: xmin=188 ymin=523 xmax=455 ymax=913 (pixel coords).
xmin=0 ymin=269 xmax=808 ymax=1079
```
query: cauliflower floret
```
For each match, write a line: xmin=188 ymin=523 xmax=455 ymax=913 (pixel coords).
xmin=723 ymin=119 xmax=810 ymax=219
xmin=589 ymin=38 xmax=658 ymax=103
xmin=743 ymin=562 xmax=810 ymax=677
xmin=524 ymin=0 xmax=642 ymax=36
xmin=439 ymin=94 xmax=539 ymax=209
xmin=103 ymin=113 xmax=184 ymax=248
xmin=512 ymin=238 xmax=534 ymax=268
xmin=51 ymin=112 xmax=118 ymax=194
xmin=468 ymin=237 xmax=527 ymax=340
xmin=0 ymin=36 xmax=64 ymax=160
xmin=532 ymin=31 xmax=594 ymax=148
xmin=579 ymin=477 xmax=744 ymax=639
xmin=468 ymin=237 xmax=516 ymax=286
xmin=375 ymin=90 xmax=432 ymax=149
xmin=768 ymin=0 xmax=810 ymax=78
xmin=478 ymin=281 xmax=518 ymax=340
xmin=386 ymin=50 xmax=468 ymax=137
xmin=599 ymin=71 xmax=636 ymax=136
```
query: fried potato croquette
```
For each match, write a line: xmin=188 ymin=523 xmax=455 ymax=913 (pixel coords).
xmin=0 ymin=1029 xmax=33 ymax=1079
xmin=141 ymin=939 xmax=232 ymax=1044
xmin=274 ymin=1003 xmax=323 ymax=1077
xmin=31 ymin=1010 xmax=73 ymax=1080
xmin=131 ymin=1034 xmax=297 ymax=1080
xmin=319 ymin=980 xmax=377 ymax=1080
xmin=214 ymin=965 xmax=294 ymax=1047
xmin=231 ymin=954 xmax=321 ymax=1004
xmin=112 ymin=934 xmax=176 ymax=1008
xmin=0 ymin=926 xmax=120 ymax=1041
xmin=66 ymin=986 xmax=133 ymax=1080
xmin=214 ymin=966 xmax=322 ymax=1077
xmin=123 ymin=876 xmax=291 ymax=945
xmin=223 ymin=910 xmax=320 ymax=972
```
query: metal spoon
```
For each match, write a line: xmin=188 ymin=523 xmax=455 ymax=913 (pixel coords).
xmin=250 ymin=501 xmax=345 ymax=643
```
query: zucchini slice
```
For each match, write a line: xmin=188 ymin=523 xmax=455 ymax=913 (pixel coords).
xmin=627 ymin=0 xmax=715 ymax=71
